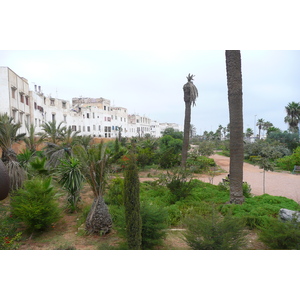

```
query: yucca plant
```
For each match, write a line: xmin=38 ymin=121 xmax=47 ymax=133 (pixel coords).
xmin=56 ymin=157 xmax=85 ymax=212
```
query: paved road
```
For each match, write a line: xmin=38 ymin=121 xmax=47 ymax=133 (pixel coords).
xmin=198 ymin=154 xmax=300 ymax=203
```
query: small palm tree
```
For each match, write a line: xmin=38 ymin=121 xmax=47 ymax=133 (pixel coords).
xmin=24 ymin=123 xmax=42 ymax=153
xmin=284 ymin=101 xmax=300 ymax=134
xmin=181 ymin=74 xmax=198 ymax=168
xmin=73 ymin=142 xmax=112 ymax=234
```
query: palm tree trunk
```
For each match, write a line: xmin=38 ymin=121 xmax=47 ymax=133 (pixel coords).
xmin=85 ymin=194 xmax=112 ymax=235
xmin=181 ymin=101 xmax=191 ymax=168
xmin=225 ymin=50 xmax=244 ymax=204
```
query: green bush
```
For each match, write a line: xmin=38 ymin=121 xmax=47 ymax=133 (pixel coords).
xmin=186 ymin=156 xmax=216 ymax=173
xmin=258 ymin=218 xmax=300 ymax=249
xmin=109 ymin=202 xmax=168 ymax=250
xmin=218 ymin=180 xmax=252 ymax=198
xmin=105 ymin=177 xmax=124 ymax=206
xmin=276 ymin=146 xmax=300 ymax=171
xmin=158 ymin=169 xmax=197 ymax=203
xmin=140 ymin=202 xmax=168 ymax=249
xmin=220 ymin=194 xmax=300 ymax=229
xmin=10 ymin=177 xmax=61 ymax=232
xmin=183 ymin=211 xmax=247 ymax=250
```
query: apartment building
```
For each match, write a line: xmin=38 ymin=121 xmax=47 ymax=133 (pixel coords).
xmin=0 ymin=67 xmax=31 ymax=134
xmin=0 ymin=66 xmax=183 ymax=139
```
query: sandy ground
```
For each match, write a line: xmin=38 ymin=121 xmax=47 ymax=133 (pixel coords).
xmin=199 ymin=154 xmax=300 ymax=203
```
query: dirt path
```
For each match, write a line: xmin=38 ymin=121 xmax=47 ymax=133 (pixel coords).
xmin=202 ymin=154 xmax=300 ymax=203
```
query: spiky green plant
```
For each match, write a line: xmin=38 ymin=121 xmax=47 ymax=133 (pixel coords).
xmin=56 ymin=157 xmax=85 ymax=212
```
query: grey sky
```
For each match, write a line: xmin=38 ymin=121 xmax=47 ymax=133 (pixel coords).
xmin=1 ymin=50 xmax=299 ymax=135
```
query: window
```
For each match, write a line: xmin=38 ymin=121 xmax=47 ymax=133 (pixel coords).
xmin=72 ymin=125 xmax=77 ymax=131
xmin=62 ymin=102 xmax=66 ymax=109
xmin=25 ymin=96 xmax=29 ymax=105
xmin=83 ymin=126 xmax=85 ymax=132
xmin=87 ymin=126 xmax=90 ymax=132
xmin=12 ymin=109 xmax=17 ymax=121
xmin=34 ymin=102 xmax=37 ymax=110
xmin=79 ymin=125 xmax=81 ymax=132
xmin=11 ymin=87 xmax=16 ymax=99
xmin=93 ymin=113 xmax=95 ymax=118
xmin=20 ymin=93 xmax=24 ymax=103
xmin=93 ymin=125 xmax=96 ymax=131
xmin=104 ymin=106 xmax=106 ymax=110
xmin=19 ymin=112 xmax=23 ymax=124
xmin=99 ymin=125 xmax=101 ymax=131
xmin=50 ymin=99 xmax=55 ymax=106
xmin=52 ymin=114 xmax=55 ymax=122
xmin=63 ymin=115 xmax=67 ymax=123
xmin=35 ymin=118 xmax=37 ymax=126
xmin=87 ymin=113 xmax=90 ymax=119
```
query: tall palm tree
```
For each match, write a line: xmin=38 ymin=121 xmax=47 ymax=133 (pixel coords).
xmin=284 ymin=101 xmax=300 ymax=133
xmin=73 ymin=142 xmax=112 ymax=234
xmin=181 ymin=74 xmax=198 ymax=168
xmin=256 ymin=118 xmax=264 ymax=139
xmin=225 ymin=50 xmax=244 ymax=204
xmin=0 ymin=113 xmax=26 ymax=190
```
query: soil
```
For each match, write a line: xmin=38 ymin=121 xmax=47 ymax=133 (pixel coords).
xmin=13 ymin=153 xmax=299 ymax=250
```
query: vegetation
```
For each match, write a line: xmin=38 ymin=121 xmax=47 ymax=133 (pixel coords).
xmin=183 ymin=210 xmax=247 ymax=250
xmin=123 ymin=152 xmax=142 ymax=250
xmin=10 ymin=177 xmax=61 ymax=232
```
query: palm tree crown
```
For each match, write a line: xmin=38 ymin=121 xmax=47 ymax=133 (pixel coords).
xmin=284 ymin=101 xmax=300 ymax=133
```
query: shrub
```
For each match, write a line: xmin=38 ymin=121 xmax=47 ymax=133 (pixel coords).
xmin=220 ymin=194 xmax=300 ymax=229
xmin=186 ymin=155 xmax=216 ymax=173
xmin=158 ymin=168 xmax=197 ymax=203
xmin=258 ymin=218 xmax=300 ymax=249
xmin=10 ymin=177 xmax=61 ymax=232
xmin=106 ymin=177 xmax=124 ymax=206
xmin=183 ymin=211 xmax=247 ymax=250
xmin=218 ymin=180 xmax=252 ymax=198
xmin=140 ymin=202 xmax=168 ymax=249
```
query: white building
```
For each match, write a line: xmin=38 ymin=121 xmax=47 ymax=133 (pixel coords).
xmin=0 ymin=66 xmax=183 ymax=140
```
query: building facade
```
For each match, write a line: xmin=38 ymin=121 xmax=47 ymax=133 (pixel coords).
xmin=0 ymin=66 xmax=183 ymax=139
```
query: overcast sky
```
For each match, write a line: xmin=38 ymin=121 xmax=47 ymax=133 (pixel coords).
xmin=1 ymin=50 xmax=299 ymax=134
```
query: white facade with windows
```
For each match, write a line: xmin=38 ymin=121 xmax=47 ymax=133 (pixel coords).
xmin=0 ymin=66 xmax=183 ymax=139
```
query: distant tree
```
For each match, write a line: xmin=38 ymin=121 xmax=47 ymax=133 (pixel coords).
xmin=245 ymin=128 xmax=254 ymax=141
xmin=123 ymin=152 xmax=142 ymax=250
xmin=256 ymin=118 xmax=265 ymax=139
xmin=181 ymin=74 xmax=198 ymax=168
xmin=225 ymin=50 xmax=244 ymax=204
xmin=262 ymin=121 xmax=273 ymax=136
xmin=284 ymin=101 xmax=300 ymax=134
xmin=162 ymin=128 xmax=183 ymax=140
